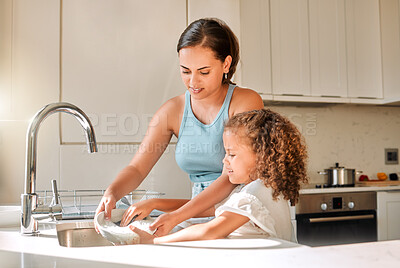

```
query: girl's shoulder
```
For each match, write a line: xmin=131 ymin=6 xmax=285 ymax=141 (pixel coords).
xmin=241 ymin=179 xmax=270 ymax=195
xmin=229 ymin=86 xmax=264 ymax=116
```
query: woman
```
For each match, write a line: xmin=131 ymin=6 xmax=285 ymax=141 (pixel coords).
xmin=96 ymin=18 xmax=264 ymax=233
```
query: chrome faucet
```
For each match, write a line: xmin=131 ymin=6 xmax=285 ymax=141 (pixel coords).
xmin=21 ymin=102 xmax=98 ymax=235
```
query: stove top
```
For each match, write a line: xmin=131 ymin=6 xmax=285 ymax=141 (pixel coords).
xmin=301 ymin=183 xmax=356 ymax=189
xmin=314 ymin=183 xmax=355 ymax=188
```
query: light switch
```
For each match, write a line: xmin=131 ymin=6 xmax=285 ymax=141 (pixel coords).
xmin=385 ymin=148 xmax=399 ymax=165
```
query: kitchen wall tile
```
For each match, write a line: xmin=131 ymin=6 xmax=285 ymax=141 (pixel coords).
xmin=271 ymin=104 xmax=400 ymax=184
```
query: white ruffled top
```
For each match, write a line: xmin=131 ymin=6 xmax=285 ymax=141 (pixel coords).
xmin=215 ymin=179 xmax=293 ymax=241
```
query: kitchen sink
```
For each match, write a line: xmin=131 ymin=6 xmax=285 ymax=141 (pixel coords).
xmin=56 ymin=221 xmax=113 ymax=247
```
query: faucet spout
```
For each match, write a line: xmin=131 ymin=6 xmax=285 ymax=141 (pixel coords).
xmin=21 ymin=102 xmax=97 ymax=235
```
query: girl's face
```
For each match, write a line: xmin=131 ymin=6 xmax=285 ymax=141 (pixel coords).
xmin=222 ymin=130 xmax=257 ymax=185
xmin=178 ymin=45 xmax=231 ymax=100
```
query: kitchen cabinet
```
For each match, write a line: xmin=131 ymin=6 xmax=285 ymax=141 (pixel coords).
xmin=270 ymin=0 xmax=311 ymax=96
xmin=377 ymin=191 xmax=400 ymax=241
xmin=5 ymin=0 xmax=60 ymax=119
xmin=239 ymin=0 xmax=272 ymax=95
xmin=0 ymin=0 xmax=12 ymax=117
xmin=380 ymin=0 xmax=400 ymax=102
xmin=269 ymin=0 xmax=382 ymax=99
xmin=345 ymin=0 xmax=383 ymax=99
xmin=187 ymin=0 xmax=241 ymax=84
xmin=188 ymin=0 xmax=241 ymax=35
xmin=309 ymin=0 xmax=347 ymax=97
xmin=239 ymin=0 xmax=400 ymax=104
xmin=62 ymin=0 xmax=187 ymax=143
xmin=2 ymin=0 xmax=61 ymax=193
xmin=269 ymin=0 xmax=349 ymax=98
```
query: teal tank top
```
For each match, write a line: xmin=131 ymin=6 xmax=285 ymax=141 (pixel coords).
xmin=175 ymin=84 xmax=236 ymax=183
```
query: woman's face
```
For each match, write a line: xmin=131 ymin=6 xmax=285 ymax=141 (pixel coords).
xmin=178 ymin=46 xmax=231 ymax=100
xmin=222 ymin=130 xmax=257 ymax=185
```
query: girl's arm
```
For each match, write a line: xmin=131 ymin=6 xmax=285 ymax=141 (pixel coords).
xmin=150 ymin=172 xmax=236 ymax=236
xmin=120 ymin=198 xmax=216 ymax=227
xmin=120 ymin=199 xmax=188 ymax=226
xmin=131 ymin=211 xmax=249 ymax=244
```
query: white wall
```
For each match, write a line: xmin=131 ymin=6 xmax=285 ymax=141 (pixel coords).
xmin=0 ymin=0 xmax=60 ymax=204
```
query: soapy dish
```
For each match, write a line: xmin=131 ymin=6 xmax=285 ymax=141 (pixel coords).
xmin=95 ymin=208 xmax=155 ymax=245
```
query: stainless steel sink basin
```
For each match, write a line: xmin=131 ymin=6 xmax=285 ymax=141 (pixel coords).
xmin=56 ymin=221 xmax=113 ymax=247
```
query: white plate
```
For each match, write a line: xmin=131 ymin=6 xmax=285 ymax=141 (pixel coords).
xmin=0 ymin=206 xmax=20 ymax=227
xmin=95 ymin=208 xmax=155 ymax=245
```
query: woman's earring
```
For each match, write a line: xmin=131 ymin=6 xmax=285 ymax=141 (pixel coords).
xmin=224 ymin=73 xmax=228 ymax=80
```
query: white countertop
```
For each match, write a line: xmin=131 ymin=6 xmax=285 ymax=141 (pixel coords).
xmin=0 ymin=226 xmax=399 ymax=267
xmin=2 ymin=183 xmax=400 ymax=267
xmin=300 ymin=184 xmax=400 ymax=194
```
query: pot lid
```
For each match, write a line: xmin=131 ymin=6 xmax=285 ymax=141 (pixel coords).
xmin=330 ymin=162 xmax=345 ymax=169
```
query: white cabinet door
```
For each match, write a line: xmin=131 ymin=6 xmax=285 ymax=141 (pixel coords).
xmin=270 ymin=0 xmax=310 ymax=96
xmin=346 ymin=0 xmax=383 ymax=99
xmin=380 ymin=0 xmax=400 ymax=102
xmin=309 ymin=0 xmax=347 ymax=97
xmin=62 ymin=0 xmax=187 ymax=143
xmin=188 ymin=0 xmax=240 ymax=34
xmin=187 ymin=0 xmax=241 ymax=84
xmin=239 ymin=0 xmax=272 ymax=95
xmin=377 ymin=191 xmax=400 ymax=241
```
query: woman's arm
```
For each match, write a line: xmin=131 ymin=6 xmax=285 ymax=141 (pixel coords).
xmin=131 ymin=211 xmax=249 ymax=244
xmin=230 ymin=87 xmax=264 ymax=115
xmin=95 ymin=98 xmax=181 ymax=221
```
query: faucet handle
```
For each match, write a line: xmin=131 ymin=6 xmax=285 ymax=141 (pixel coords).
xmin=50 ymin=179 xmax=60 ymax=206
xmin=49 ymin=179 xmax=62 ymax=214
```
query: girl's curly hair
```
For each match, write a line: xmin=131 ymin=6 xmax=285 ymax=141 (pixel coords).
xmin=224 ymin=109 xmax=308 ymax=205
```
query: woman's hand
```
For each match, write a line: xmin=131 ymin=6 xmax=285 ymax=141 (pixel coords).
xmin=94 ymin=194 xmax=117 ymax=232
xmin=129 ymin=226 xmax=156 ymax=244
xmin=95 ymin=195 xmax=117 ymax=220
xmin=149 ymin=212 xmax=180 ymax=236
xmin=120 ymin=199 xmax=156 ymax=227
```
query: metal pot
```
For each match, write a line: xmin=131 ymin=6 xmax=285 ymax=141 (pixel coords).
xmin=318 ymin=163 xmax=362 ymax=186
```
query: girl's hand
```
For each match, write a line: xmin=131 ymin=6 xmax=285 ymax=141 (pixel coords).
xmin=149 ymin=212 xmax=179 ymax=236
xmin=129 ymin=226 xmax=156 ymax=244
xmin=94 ymin=195 xmax=117 ymax=232
xmin=120 ymin=199 xmax=155 ymax=227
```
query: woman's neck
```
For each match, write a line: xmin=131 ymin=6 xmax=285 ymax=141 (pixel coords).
xmin=190 ymin=83 xmax=229 ymax=124
xmin=192 ymin=83 xmax=229 ymax=109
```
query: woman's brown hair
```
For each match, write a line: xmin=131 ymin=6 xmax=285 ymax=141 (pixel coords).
xmin=224 ymin=109 xmax=308 ymax=205
xmin=177 ymin=18 xmax=239 ymax=84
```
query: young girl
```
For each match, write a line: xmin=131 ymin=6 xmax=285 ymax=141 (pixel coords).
xmin=128 ymin=109 xmax=308 ymax=243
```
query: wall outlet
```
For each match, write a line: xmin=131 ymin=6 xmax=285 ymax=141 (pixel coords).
xmin=385 ymin=148 xmax=398 ymax=165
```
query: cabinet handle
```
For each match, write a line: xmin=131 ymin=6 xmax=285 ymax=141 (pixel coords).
xmin=309 ymin=214 xmax=374 ymax=223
